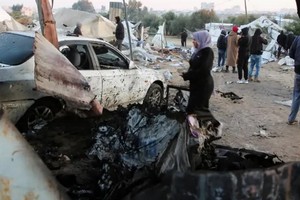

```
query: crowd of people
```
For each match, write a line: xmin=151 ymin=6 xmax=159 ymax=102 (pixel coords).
xmin=181 ymin=27 xmax=299 ymax=138
xmin=216 ymin=26 xmax=268 ymax=83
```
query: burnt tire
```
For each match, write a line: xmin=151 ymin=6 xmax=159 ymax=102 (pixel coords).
xmin=144 ymin=83 xmax=163 ymax=108
xmin=16 ymin=99 xmax=62 ymax=133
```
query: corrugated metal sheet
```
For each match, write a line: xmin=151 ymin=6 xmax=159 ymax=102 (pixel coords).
xmin=0 ymin=109 xmax=69 ymax=199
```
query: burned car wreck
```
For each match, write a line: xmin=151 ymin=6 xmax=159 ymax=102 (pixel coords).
xmin=0 ymin=31 xmax=167 ymax=132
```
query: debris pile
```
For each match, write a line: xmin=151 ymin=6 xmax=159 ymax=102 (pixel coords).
xmin=24 ymin=104 xmax=287 ymax=200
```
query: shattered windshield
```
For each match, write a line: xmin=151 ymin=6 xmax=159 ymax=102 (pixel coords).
xmin=0 ymin=33 xmax=34 ymax=65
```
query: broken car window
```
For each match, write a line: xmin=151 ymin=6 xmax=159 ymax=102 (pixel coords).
xmin=0 ymin=32 xmax=34 ymax=66
xmin=92 ymin=45 xmax=127 ymax=69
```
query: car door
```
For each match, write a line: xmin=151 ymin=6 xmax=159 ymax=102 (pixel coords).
xmin=34 ymin=33 xmax=99 ymax=110
xmin=59 ymin=41 xmax=103 ymax=103
xmin=90 ymin=43 xmax=146 ymax=109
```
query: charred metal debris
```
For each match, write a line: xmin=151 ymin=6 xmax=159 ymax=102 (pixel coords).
xmin=20 ymin=103 xmax=300 ymax=200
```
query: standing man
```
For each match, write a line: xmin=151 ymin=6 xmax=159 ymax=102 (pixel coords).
xmin=249 ymin=28 xmax=268 ymax=82
xmin=236 ymin=27 xmax=251 ymax=84
xmin=181 ymin=30 xmax=188 ymax=47
xmin=216 ymin=30 xmax=227 ymax=72
xmin=287 ymin=36 xmax=300 ymax=125
xmin=276 ymin=30 xmax=287 ymax=59
xmin=114 ymin=16 xmax=124 ymax=50
xmin=286 ymin=31 xmax=296 ymax=54
xmin=73 ymin=22 xmax=82 ymax=36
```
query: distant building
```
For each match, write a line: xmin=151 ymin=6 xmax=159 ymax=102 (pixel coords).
xmin=201 ymin=2 xmax=214 ymax=10
xmin=109 ymin=2 xmax=123 ymax=22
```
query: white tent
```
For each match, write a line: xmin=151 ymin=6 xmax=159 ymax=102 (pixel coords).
xmin=240 ymin=16 xmax=285 ymax=64
xmin=240 ymin=16 xmax=284 ymax=40
xmin=54 ymin=8 xmax=116 ymax=41
xmin=122 ymin=21 xmax=139 ymax=48
xmin=0 ymin=7 xmax=27 ymax=32
xmin=151 ymin=22 xmax=167 ymax=48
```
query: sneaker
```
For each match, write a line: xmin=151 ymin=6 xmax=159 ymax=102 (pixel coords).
xmin=249 ymin=77 xmax=253 ymax=81
xmin=244 ymin=80 xmax=249 ymax=84
xmin=254 ymin=78 xmax=261 ymax=83
xmin=237 ymin=80 xmax=244 ymax=84
xmin=287 ymin=120 xmax=298 ymax=125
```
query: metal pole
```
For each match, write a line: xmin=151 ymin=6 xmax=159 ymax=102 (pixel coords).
xmin=244 ymin=0 xmax=248 ymax=23
xmin=122 ymin=0 xmax=133 ymax=60
xmin=36 ymin=0 xmax=44 ymax=34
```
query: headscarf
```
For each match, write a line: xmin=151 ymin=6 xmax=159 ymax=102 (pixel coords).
xmin=232 ymin=26 xmax=238 ymax=33
xmin=192 ymin=30 xmax=211 ymax=54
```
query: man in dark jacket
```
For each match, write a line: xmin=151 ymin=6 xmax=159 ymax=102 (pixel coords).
xmin=276 ymin=30 xmax=287 ymax=59
xmin=286 ymin=32 xmax=296 ymax=54
xmin=181 ymin=30 xmax=188 ymax=47
xmin=114 ymin=16 xmax=124 ymax=50
xmin=237 ymin=27 xmax=251 ymax=84
xmin=287 ymin=36 xmax=300 ymax=125
xmin=73 ymin=22 xmax=82 ymax=36
xmin=249 ymin=28 xmax=268 ymax=82
xmin=216 ymin=30 xmax=227 ymax=72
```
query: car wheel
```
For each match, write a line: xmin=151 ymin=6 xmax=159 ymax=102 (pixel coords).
xmin=16 ymin=99 xmax=62 ymax=133
xmin=144 ymin=83 xmax=163 ymax=107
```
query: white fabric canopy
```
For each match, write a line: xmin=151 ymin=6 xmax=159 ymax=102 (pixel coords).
xmin=54 ymin=8 xmax=116 ymax=41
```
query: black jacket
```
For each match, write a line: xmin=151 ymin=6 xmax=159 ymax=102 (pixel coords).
xmin=250 ymin=29 xmax=268 ymax=55
xmin=286 ymin=33 xmax=296 ymax=50
xmin=182 ymin=47 xmax=214 ymax=92
xmin=277 ymin=32 xmax=287 ymax=48
xmin=289 ymin=36 xmax=300 ymax=74
xmin=73 ymin=26 xmax=82 ymax=36
xmin=239 ymin=28 xmax=251 ymax=56
xmin=217 ymin=34 xmax=227 ymax=50
xmin=115 ymin=21 xmax=124 ymax=40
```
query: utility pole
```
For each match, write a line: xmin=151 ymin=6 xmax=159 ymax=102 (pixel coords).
xmin=244 ymin=0 xmax=248 ymax=23
xmin=122 ymin=0 xmax=133 ymax=60
xmin=35 ymin=0 xmax=58 ymax=48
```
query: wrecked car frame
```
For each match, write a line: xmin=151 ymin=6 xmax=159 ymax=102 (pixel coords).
xmin=0 ymin=31 xmax=167 ymax=131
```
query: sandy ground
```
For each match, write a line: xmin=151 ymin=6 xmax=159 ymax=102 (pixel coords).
xmin=156 ymin=36 xmax=300 ymax=162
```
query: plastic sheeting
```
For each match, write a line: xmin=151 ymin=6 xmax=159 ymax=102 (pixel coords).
xmin=54 ymin=8 xmax=116 ymax=41
xmin=0 ymin=7 xmax=27 ymax=32
xmin=88 ymin=107 xmax=181 ymax=169
xmin=151 ymin=22 xmax=167 ymax=48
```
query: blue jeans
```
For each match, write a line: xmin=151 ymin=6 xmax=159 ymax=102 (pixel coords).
xmin=288 ymin=73 xmax=300 ymax=122
xmin=249 ymin=54 xmax=262 ymax=78
xmin=218 ymin=49 xmax=226 ymax=67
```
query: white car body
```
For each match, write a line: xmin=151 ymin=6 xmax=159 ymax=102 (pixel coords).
xmin=0 ymin=31 xmax=167 ymax=125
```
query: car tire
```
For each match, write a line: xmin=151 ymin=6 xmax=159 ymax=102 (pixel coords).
xmin=16 ymin=99 xmax=63 ymax=133
xmin=144 ymin=83 xmax=163 ymax=108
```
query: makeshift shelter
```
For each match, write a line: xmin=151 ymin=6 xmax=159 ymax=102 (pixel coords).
xmin=0 ymin=7 xmax=27 ymax=32
xmin=240 ymin=16 xmax=285 ymax=64
xmin=121 ymin=20 xmax=139 ymax=48
xmin=205 ymin=22 xmax=233 ymax=43
xmin=240 ymin=16 xmax=283 ymax=40
xmin=151 ymin=22 xmax=167 ymax=48
xmin=54 ymin=8 xmax=116 ymax=41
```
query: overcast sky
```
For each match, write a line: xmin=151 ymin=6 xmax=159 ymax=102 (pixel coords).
xmin=0 ymin=0 xmax=297 ymax=12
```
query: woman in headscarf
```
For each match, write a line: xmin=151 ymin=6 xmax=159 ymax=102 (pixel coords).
xmin=181 ymin=30 xmax=222 ymax=136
